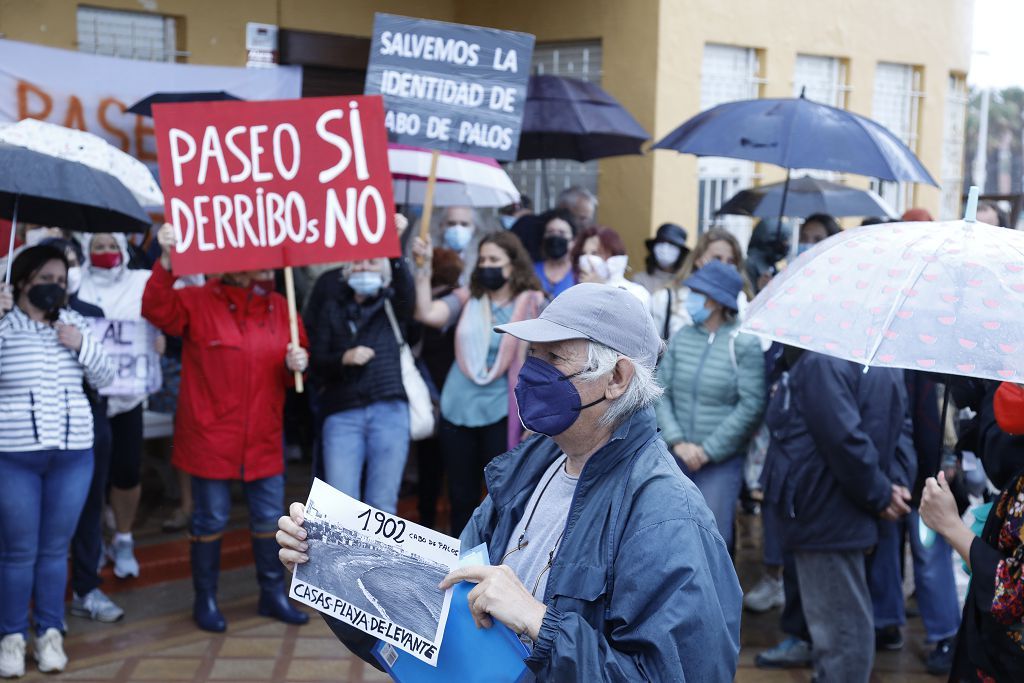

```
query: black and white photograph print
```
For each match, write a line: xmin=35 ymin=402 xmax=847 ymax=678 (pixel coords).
xmin=290 ymin=479 xmax=460 ymax=664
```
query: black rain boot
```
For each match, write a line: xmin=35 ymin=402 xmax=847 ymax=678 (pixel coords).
xmin=252 ymin=534 xmax=309 ymax=625
xmin=191 ymin=538 xmax=227 ymax=632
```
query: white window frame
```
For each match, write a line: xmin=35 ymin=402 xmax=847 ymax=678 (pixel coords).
xmin=77 ymin=5 xmax=185 ymax=62
xmin=940 ymin=74 xmax=968 ymax=219
xmin=503 ymin=41 xmax=602 ymax=209
xmin=870 ymin=62 xmax=924 ymax=214
xmin=791 ymin=54 xmax=851 ymax=182
xmin=698 ymin=43 xmax=765 ymax=243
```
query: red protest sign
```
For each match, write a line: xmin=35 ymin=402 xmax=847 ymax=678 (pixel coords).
xmin=153 ymin=96 xmax=399 ymax=276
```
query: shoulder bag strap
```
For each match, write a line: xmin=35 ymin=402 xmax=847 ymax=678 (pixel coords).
xmin=382 ymin=298 xmax=405 ymax=347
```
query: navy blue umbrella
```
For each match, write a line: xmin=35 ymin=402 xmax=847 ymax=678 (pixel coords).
xmin=654 ymin=91 xmax=936 ymax=240
xmin=127 ymin=91 xmax=242 ymax=117
xmin=518 ymin=75 xmax=649 ymax=162
xmin=652 ymin=93 xmax=937 ymax=185
xmin=717 ymin=176 xmax=897 ymax=219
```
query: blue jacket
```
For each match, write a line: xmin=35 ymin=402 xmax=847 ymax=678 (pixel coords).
xmin=761 ymin=352 xmax=904 ymax=552
xmin=326 ymin=407 xmax=742 ymax=681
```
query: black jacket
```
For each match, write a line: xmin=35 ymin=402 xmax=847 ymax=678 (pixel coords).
xmin=761 ymin=352 xmax=903 ymax=552
xmin=309 ymin=259 xmax=414 ymax=417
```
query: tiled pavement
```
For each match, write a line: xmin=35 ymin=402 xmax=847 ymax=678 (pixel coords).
xmin=27 ymin=459 xmax=954 ymax=682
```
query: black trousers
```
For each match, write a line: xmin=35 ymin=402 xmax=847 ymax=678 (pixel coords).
xmin=71 ymin=402 xmax=112 ymax=596
xmin=440 ymin=417 xmax=508 ymax=537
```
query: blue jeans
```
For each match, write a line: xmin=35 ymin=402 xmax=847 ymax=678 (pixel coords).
xmin=868 ymin=519 xmax=905 ymax=629
xmin=908 ymin=509 xmax=961 ymax=642
xmin=0 ymin=448 xmax=93 ymax=636
xmin=321 ymin=401 xmax=410 ymax=514
xmin=191 ymin=474 xmax=284 ymax=537
xmin=679 ymin=454 xmax=744 ymax=551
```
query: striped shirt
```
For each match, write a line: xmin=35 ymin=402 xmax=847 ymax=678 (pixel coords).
xmin=0 ymin=306 xmax=115 ymax=451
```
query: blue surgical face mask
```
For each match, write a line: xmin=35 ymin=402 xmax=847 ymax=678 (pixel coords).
xmin=797 ymin=242 xmax=813 ymax=255
xmin=499 ymin=215 xmax=517 ymax=230
xmin=685 ymin=290 xmax=712 ymax=326
xmin=348 ymin=271 xmax=383 ymax=297
xmin=514 ymin=356 xmax=607 ymax=436
xmin=444 ymin=225 xmax=474 ymax=251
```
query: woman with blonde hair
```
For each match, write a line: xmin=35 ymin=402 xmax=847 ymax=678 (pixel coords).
xmin=650 ymin=228 xmax=752 ymax=340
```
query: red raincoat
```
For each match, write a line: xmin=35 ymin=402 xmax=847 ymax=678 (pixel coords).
xmin=142 ymin=262 xmax=307 ymax=481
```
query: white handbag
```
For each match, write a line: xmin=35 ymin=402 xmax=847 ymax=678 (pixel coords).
xmin=383 ymin=300 xmax=436 ymax=441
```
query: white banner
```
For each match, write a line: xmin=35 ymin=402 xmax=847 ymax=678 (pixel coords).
xmin=90 ymin=318 xmax=163 ymax=397
xmin=291 ymin=479 xmax=459 ymax=666
xmin=0 ymin=39 xmax=302 ymax=173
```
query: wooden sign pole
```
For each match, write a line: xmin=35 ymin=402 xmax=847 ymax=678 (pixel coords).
xmin=416 ymin=150 xmax=442 ymax=264
xmin=283 ymin=265 xmax=304 ymax=394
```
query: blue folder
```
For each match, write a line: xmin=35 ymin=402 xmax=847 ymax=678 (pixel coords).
xmin=371 ymin=545 xmax=530 ymax=682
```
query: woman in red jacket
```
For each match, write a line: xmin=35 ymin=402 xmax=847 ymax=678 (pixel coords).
xmin=142 ymin=224 xmax=309 ymax=633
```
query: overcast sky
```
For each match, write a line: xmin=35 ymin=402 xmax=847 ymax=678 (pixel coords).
xmin=970 ymin=0 xmax=1024 ymax=88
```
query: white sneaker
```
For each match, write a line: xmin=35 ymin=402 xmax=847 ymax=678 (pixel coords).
xmin=108 ymin=537 xmax=140 ymax=579
xmin=0 ymin=634 xmax=25 ymax=678
xmin=33 ymin=629 xmax=67 ymax=674
xmin=71 ymin=589 xmax=125 ymax=623
xmin=743 ymin=574 xmax=785 ymax=613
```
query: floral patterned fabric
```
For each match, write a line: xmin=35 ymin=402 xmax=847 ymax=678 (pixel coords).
xmin=991 ymin=477 xmax=1024 ymax=638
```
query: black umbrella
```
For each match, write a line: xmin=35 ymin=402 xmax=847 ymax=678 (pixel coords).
xmin=127 ymin=91 xmax=242 ymax=117
xmin=717 ymin=176 xmax=897 ymax=219
xmin=518 ymin=75 xmax=650 ymax=162
xmin=517 ymin=75 xmax=649 ymax=208
xmin=0 ymin=143 xmax=151 ymax=281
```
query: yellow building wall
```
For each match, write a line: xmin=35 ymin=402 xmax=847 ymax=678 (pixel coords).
xmin=0 ymin=0 xmax=973 ymax=259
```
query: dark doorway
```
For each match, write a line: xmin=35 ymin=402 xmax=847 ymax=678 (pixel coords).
xmin=278 ymin=29 xmax=370 ymax=96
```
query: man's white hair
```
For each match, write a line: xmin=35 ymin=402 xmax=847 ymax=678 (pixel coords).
xmin=557 ymin=186 xmax=598 ymax=209
xmin=576 ymin=341 xmax=662 ymax=428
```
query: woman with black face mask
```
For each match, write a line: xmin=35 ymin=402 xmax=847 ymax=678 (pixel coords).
xmin=0 ymin=245 xmax=114 ymax=678
xmin=532 ymin=209 xmax=577 ymax=299
xmin=921 ymin=381 xmax=1024 ymax=682
xmin=412 ymin=229 xmax=543 ymax=535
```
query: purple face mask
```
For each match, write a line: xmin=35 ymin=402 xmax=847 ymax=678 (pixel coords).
xmin=514 ymin=356 xmax=606 ymax=436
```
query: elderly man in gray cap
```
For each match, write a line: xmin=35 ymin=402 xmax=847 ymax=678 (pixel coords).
xmin=278 ymin=283 xmax=742 ymax=681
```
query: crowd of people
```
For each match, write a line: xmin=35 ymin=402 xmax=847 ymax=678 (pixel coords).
xmin=1 ymin=188 xmax=1023 ymax=681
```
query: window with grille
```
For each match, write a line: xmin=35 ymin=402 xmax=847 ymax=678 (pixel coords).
xmin=698 ymin=43 xmax=764 ymax=241
xmin=77 ymin=6 xmax=182 ymax=62
xmin=940 ymin=74 xmax=968 ymax=219
xmin=503 ymin=41 xmax=602 ymax=210
xmin=791 ymin=54 xmax=850 ymax=182
xmin=870 ymin=62 xmax=924 ymax=214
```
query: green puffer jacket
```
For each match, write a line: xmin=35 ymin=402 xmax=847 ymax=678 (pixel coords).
xmin=655 ymin=320 xmax=766 ymax=462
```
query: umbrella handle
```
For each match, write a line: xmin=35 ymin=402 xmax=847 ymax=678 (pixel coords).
xmin=964 ymin=185 xmax=979 ymax=223
xmin=4 ymin=195 xmax=19 ymax=285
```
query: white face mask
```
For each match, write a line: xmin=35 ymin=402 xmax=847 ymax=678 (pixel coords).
xmin=653 ymin=242 xmax=682 ymax=270
xmin=443 ymin=225 xmax=474 ymax=251
xmin=66 ymin=266 xmax=82 ymax=295
xmin=579 ymin=254 xmax=627 ymax=282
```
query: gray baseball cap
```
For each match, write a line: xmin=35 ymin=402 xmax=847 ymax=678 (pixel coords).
xmin=495 ymin=283 xmax=664 ymax=369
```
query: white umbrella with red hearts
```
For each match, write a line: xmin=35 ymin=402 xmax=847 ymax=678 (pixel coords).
xmin=743 ymin=186 xmax=1023 ymax=547
xmin=742 ymin=188 xmax=1024 ymax=384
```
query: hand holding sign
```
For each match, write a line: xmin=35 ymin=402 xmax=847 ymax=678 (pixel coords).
xmin=286 ymin=343 xmax=309 ymax=374
xmin=157 ymin=222 xmax=175 ymax=270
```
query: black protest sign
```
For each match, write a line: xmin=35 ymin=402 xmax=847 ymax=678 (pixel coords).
xmin=364 ymin=13 xmax=535 ymax=161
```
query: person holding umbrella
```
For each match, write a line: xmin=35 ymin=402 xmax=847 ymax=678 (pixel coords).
xmin=920 ymin=381 xmax=1024 ymax=682
xmin=0 ymin=246 xmax=114 ymax=677
xmin=633 ymin=222 xmax=689 ymax=294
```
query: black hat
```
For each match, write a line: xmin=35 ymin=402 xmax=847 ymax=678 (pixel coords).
xmin=645 ymin=222 xmax=689 ymax=250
